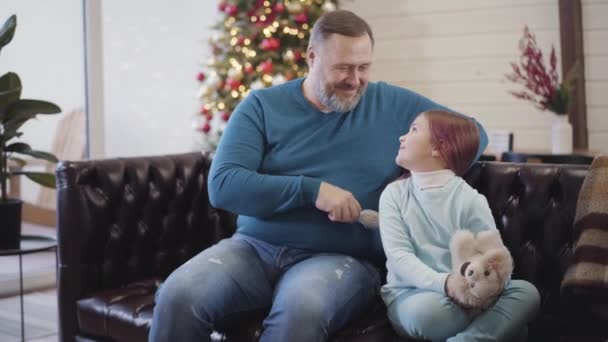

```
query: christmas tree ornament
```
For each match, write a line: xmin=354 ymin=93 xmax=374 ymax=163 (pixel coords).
xmin=274 ymin=3 xmax=286 ymax=13
xmin=224 ymin=4 xmax=238 ymax=16
xmin=295 ymin=13 xmax=308 ymax=25
xmin=244 ymin=63 xmax=254 ymax=74
xmin=261 ymin=37 xmax=281 ymax=51
xmin=258 ymin=60 xmax=274 ymax=74
xmin=226 ymin=78 xmax=242 ymax=90
xmin=287 ymin=2 xmax=303 ymax=14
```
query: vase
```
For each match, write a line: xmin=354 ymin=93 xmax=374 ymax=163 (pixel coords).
xmin=0 ymin=198 xmax=22 ymax=250
xmin=551 ymin=115 xmax=573 ymax=154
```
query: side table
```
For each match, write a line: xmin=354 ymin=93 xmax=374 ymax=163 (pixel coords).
xmin=0 ymin=235 xmax=57 ymax=342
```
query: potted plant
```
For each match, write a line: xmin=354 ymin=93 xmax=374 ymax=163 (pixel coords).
xmin=505 ymin=26 xmax=578 ymax=154
xmin=0 ymin=14 xmax=61 ymax=250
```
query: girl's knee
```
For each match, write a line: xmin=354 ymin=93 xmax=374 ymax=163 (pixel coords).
xmin=509 ymin=280 xmax=541 ymax=315
xmin=389 ymin=292 xmax=468 ymax=340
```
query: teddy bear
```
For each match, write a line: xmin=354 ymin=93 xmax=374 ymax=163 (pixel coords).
xmin=447 ymin=229 xmax=513 ymax=311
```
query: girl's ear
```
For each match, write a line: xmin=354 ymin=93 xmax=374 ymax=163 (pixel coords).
xmin=431 ymin=144 xmax=442 ymax=158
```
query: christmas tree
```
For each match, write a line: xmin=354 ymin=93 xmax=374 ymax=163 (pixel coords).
xmin=193 ymin=0 xmax=338 ymax=151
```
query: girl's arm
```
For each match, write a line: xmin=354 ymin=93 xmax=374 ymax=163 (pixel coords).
xmin=463 ymin=192 xmax=498 ymax=233
xmin=379 ymin=183 xmax=449 ymax=294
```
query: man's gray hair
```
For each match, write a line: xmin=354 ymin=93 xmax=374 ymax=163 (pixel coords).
xmin=308 ymin=10 xmax=374 ymax=49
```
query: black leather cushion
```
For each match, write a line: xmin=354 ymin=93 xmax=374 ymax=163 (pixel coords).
xmin=77 ymin=279 xmax=159 ymax=341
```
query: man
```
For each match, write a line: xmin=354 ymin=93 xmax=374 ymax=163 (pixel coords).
xmin=150 ymin=10 xmax=488 ymax=341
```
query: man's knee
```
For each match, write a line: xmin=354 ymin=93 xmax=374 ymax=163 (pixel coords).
xmin=154 ymin=269 xmax=200 ymax=316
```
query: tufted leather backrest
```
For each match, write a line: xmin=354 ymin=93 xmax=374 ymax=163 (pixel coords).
xmin=56 ymin=153 xmax=237 ymax=340
xmin=57 ymin=152 xmax=237 ymax=289
xmin=463 ymin=162 xmax=588 ymax=314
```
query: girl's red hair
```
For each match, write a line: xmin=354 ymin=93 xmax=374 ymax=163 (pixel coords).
xmin=424 ymin=110 xmax=479 ymax=176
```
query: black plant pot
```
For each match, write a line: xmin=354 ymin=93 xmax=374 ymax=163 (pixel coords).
xmin=0 ymin=198 xmax=22 ymax=250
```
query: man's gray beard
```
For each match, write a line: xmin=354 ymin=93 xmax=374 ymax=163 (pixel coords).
xmin=312 ymin=80 xmax=365 ymax=113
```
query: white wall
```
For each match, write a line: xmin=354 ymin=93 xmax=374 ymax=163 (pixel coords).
xmin=3 ymin=0 xmax=86 ymax=203
xmin=342 ymin=0 xmax=608 ymax=153
xmin=583 ymin=0 xmax=608 ymax=152
xmin=100 ymin=0 xmax=220 ymax=157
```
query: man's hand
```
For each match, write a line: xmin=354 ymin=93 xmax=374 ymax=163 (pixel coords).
xmin=315 ymin=182 xmax=362 ymax=223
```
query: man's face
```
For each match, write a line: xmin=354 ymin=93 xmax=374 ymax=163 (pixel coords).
xmin=307 ymin=34 xmax=373 ymax=112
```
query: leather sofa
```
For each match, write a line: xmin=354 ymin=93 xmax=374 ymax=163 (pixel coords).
xmin=56 ymin=152 xmax=607 ymax=341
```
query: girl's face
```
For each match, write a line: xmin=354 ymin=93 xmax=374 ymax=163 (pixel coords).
xmin=396 ymin=114 xmax=444 ymax=172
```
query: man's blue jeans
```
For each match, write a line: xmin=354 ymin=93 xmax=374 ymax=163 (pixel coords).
xmin=148 ymin=233 xmax=381 ymax=341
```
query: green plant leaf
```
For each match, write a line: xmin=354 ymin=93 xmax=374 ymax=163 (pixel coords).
xmin=10 ymin=149 xmax=58 ymax=163
xmin=1 ymin=119 xmax=29 ymax=141
xmin=5 ymin=142 xmax=31 ymax=153
xmin=8 ymin=156 xmax=26 ymax=168
xmin=0 ymin=15 xmax=16 ymax=53
xmin=0 ymin=72 xmax=22 ymax=116
xmin=4 ymin=99 xmax=61 ymax=122
xmin=11 ymin=171 xmax=56 ymax=188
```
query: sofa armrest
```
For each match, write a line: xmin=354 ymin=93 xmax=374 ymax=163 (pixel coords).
xmin=55 ymin=152 xmax=237 ymax=341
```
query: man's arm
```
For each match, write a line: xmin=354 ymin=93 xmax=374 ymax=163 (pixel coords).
xmin=208 ymin=94 xmax=321 ymax=217
xmin=208 ymin=93 xmax=361 ymax=221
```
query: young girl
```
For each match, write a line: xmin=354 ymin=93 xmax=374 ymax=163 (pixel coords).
xmin=379 ymin=110 xmax=540 ymax=341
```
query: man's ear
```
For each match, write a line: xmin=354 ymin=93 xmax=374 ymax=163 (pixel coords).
xmin=306 ymin=46 xmax=315 ymax=69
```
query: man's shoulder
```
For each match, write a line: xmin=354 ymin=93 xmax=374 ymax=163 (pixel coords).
xmin=252 ymin=78 xmax=300 ymax=99
xmin=362 ymin=81 xmax=425 ymax=108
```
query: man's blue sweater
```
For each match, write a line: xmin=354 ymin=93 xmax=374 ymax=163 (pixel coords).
xmin=208 ymin=78 xmax=488 ymax=262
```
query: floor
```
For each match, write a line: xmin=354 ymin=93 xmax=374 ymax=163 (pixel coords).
xmin=0 ymin=223 xmax=58 ymax=342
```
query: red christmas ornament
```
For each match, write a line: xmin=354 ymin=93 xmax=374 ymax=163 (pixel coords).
xmin=236 ymin=36 xmax=245 ymax=46
xmin=224 ymin=4 xmax=238 ymax=16
xmin=221 ymin=111 xmax=231 ymax=121
xmin=200 ymin=106 xmax=210 ymax=115
xmin=226 ymin=78 xmax=242 ymax=90
xmin=218 ymin=2 xmax=227 ymax=12
xmin=244 ymin=64 xmax=254 ymax=74
xmin=294 ymin=13 xmax=308 ymax=25
xmin=261 ymin=37 xmax=280 ymax=51
xmin=196 ymin=72 xmax=206 ymax=82
xmin=274 ymin=3 xmax=285 ymax=13
xmin=201 ymin=123 xmax=211 ymax=133
xmin=258 ymin=60 xmax=274 ymax=74
xmin=293 ymin=50 xmax=303 ymax=62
